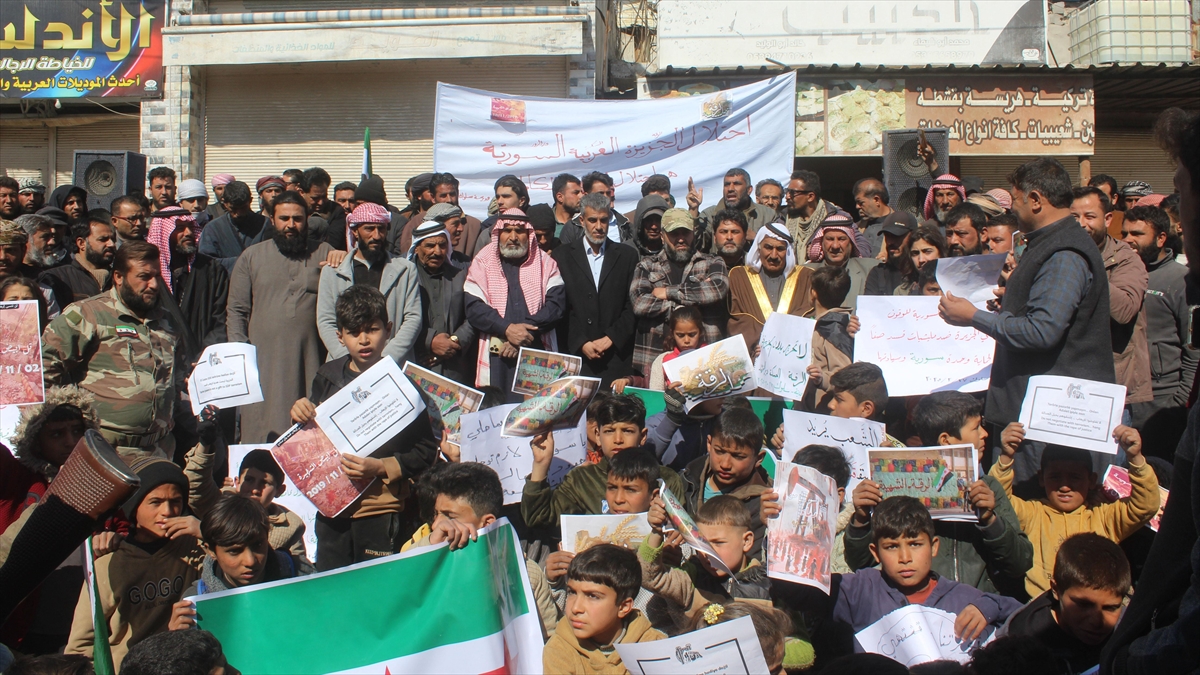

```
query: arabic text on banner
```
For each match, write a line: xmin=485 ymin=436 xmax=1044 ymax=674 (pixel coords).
xmin=458 ymin=404 xmax=587 ymax=504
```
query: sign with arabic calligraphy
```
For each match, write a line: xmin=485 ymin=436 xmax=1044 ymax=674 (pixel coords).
xmin=754 ymin=312 xmax=816 ymax=401
xmin=868 ymin=445 xmax=979 ymax=521
xmin=0 ymin=0 xmax=164 ymax=99
xmin=433 ymin=74 xmax=796 ymax=220
xmin=662 ymin=335 xmax=757 ymax=412
xmin=782 ymin=409 xmax=886 ymax=494
xmin=458 ymin=404 xmax=587 ymax=504
xmin=0 ymin=300 xmax=43 ymax=407
xmin=271 ymin=423 xmax=375 ymax=518
xmin=853 ymin=296 xmax=993 ymax=397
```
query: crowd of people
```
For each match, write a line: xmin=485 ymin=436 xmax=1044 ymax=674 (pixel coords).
xmin=0 ymin=105 xmax=1198 ymax=675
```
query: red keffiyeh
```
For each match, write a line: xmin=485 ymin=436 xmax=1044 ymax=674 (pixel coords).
xmin=923 ymin=174 xmax=966 ymax=221
xmin=146 ymin=208 xmax=199 ymax=292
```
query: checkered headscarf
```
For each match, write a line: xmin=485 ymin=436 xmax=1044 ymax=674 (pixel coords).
xmin=923 ymin=174 xmax=966 ymax=221
xmin=146 ymin=207 xmax=197 ymax=292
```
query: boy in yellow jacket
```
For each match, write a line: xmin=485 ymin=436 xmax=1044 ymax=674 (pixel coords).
xmin=992 ymin=423 xmax=1159 ymax=597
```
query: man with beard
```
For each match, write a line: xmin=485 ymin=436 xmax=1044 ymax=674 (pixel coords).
xmin=984 ymin=214 xmax=1018 ymax=254
xmin=17 ymin=179 xmax=45 ymax=215
xmin=146 ymin=208 xmax=228 ymax=365
xmin=42 ymin=241 xmax=179 ymax=459
xmin=46 ymin=185 xmax=88 ymax=223
xmin=728 ymin=222 xmax=815 ymax=354
xmin=0 ymin=220 xmax=35 ymax=281
xmin=943 ymin=203 xmax=988 ymax=257
xmin=624 ymin=174 xmax=672 ymax=223
xmin=1072 ymin=186 xmax=1153 ymax=421
xmin=464 ymin=208 xmax=565 ymax=399
xmin=16 ymin=214 xmax=67 ymax=271
xmin=255 ymin=176 xmax=286 ymax=218
xmin=630 ymin=195 xmax=667 ymax=259
xmin=630 ymin=208 xmax=730 ymax=376
xmin=691 ymin=168 xmax=773 ymax=252
xmin=0 ymin=177 xmax=19 ymax=220
xmin=109 ymin=195 xmax=148 ymax=246
xmin=921 ymin=174 xmax=966 ymax=227
xmin=1121 ymin=205 xmax=1196 ymax=457
xmin=199 ymin=181 xmax=268 ymax=273
xmin=853 ymin=178 xmax=917 ymax=258
xmin=552 ymin=192 xmax=639 ymax=386
xmin=147 ymin=166 xmax=178 ymax=212
xmin=784 ymin=170 xmax=836 ymax=255
xmin=317 ymin=201 xmax=422 ymax=365
xmin=560 ymin=172 xmax=634 ymax=247
xmin=550 ymin=173 xmax=584 ymax=233
xmin=228 ymin=191 xmax=334 ymax=442
xmin=1122 ymin=181 xmax=1153 ymax=210
xmin=863 ymin=220 xmax=915 ymax=296
xmin=39 ymin=213 xmax=116 ymax=305
xmin=410 ymin=208 xmax=476 ymax=383
xmin=804 ymin=215 xmax=880 ymax=310
xmin=712 ymin=208 xmax=750 ymax=269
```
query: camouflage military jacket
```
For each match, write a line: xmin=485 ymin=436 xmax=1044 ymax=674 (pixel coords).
xmin=42 ymin=287 xmax=178 ymax=444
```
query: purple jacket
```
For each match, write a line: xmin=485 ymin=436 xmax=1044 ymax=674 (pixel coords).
xmin=832 ymin=568 xmax=1023 ymax=647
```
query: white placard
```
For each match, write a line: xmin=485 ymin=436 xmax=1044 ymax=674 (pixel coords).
xmin=782 ymin=409 xmax=885 ymax=494
xmin=935 ymin=253 xmax=1008 ymax=306
xmin=560 ymin=513 xmax=652 ymax=554
xmin=228 ymin=444 xmax=318 ymax=563
xmin=855 ymin=605 xmax=989 ymax=666
xmin=458 ymin=404 xmax=588 ymax=505
xmin=854 ymin=296 xmax=994 ymax=397
xmin=766 ymin=461 xmax=839 ymax=593
xmin=433 ymin=74 xmax=797 ymax=220
xmin=187 ymin=343 xmax=264 ymax=415
xmin=615 ymin=615 xmax=771 ymax=675
xmin=662 ymin=335 xmax=757 ymax=412
xmin=754 ymin=312 xmax=817 ymax=401
xmin=313 ymin=357 xmax=426 ymax=458
xmin=1018 ymin=375 xmax=1126 ymax=455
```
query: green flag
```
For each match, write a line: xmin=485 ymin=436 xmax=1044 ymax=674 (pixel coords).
xmin=362 ymin=127 xmax=372 ymax=180
xmin=85 ymin=538 xmax=115 ymax=675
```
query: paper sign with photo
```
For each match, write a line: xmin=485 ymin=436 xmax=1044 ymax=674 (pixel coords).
xmin=662 ymin=335 xmax=756 ymax=412
xmin=228 ymin=444 xmax=318 ymax=562
xmin=1018 ymin=375 xmax=1126 ymax=455
xmin=0 ymin=300 xmax=44 ymax=407
xmin=188 ymin=343 xmax=263 ymax=415
xmin=935 ymin=253 xmax=1008 ymax=306
xmin=868 ymin=445 xmax=979 ymax=521
xmin=459 ymin=404 xmax=588 ymax=504
xmin=856 ymin=605 xmax=988 ymax=666
xmin=854 ymin=296 xmax=993 ymax=397
xmin=402 ymin=361 xmax=484 ymax=446
xmin=512 ymin=348 xmax=583 ymax=396
xmin=754 ymin=313 xmax=816 ymax=401
xmin=271 ymin=423 xmax=375 ymax=518
xmin=615 ymin=615 xmax=771 ymax=675
xmin=782 ymin=409 xmax=886 ymax=493
xmin=766 ymin=461 xmax=839 ymax=593
xmin=501 ymin=376 xmax=600 ymax=438
xmin=658 ymin=480 xmax=734 ymax=576
xmin=560 ymin=514 xmax=653 ymax=554
xmin=1102 ymin=465 xmax=1167 ymax=532
xmin=314 ymin=357 xmax=426 ymax=458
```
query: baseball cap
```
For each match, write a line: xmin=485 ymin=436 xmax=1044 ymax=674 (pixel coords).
xmin=661 ymin=208 xmax=694 ymax=232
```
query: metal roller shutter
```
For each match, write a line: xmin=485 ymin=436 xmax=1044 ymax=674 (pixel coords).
xmin=55 ymin=119 xmax=142 ymax=188
xmin=204 ymin=57 xmax=570 ymax=190
xmin=0 ymin=127 xmax=50 ymax=184
xmin=959 ymin=155 xmax=1082 ymax=193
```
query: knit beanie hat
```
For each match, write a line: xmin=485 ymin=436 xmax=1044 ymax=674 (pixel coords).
xmin=121 ymin=457 xmax=189 ymax=519
xmin=356 ymin=175 xmax=388 ymax=206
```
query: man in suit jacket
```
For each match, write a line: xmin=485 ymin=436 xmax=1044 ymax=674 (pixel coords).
xmin=552 ymin=192 xmax=638 ymax=386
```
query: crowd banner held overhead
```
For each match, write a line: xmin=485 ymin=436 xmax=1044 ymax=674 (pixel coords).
xmin=191 ymin=519 xmax=544 ymax=675
xmin=0 ymin=0 xmax=165 ymax=99
xmin=433 ymin=73 xmax=797 ymax=220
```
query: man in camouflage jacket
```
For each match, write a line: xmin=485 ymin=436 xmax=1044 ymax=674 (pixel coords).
xmin=42 ymin=241 xmax=178 ymax=458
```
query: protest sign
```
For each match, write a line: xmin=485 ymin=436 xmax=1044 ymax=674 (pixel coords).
xmin=1102 ymin=465 xmax=1168 ymax=532
xmin=662 ymin=335 xmax=756 ymax=412
xmin=0 ymin=300 xmax=44 ymax=407
xmin=659 ymin=480 xmax=734 ymax=576
xmin=402 ymin=361 xmax=484 ymax=446
xmin=560 ymin=514 xmax=652 ymax=553
xmin=187 ymin=343 xmax=263 ymax=415
xmin=502 ymin=376 xmax=600 ymax=437
xmin=192 ymin=519 xmax=543 ymax=675
xmin=854 ymin=296 xmax=993 ymax=397
xmin=313 ymin=357 xmax=426 ymax=458
xmin=868 ymin=445 xmax=979 ymax=521
xmin=767 ymin=461 xmax=839 ymax=592
xmin=271 ymin=423 xmax=375 ymax=518
xmin=1019 ymin=375 xmax=1126 ymax=455
xmin=512 ymin=348 xmax=582 ymax=396
xmin=459 ymin=404 xmax=587 ymax=504
xmin=782 ymin=409 xmax=886 ymax=493
xmin=615 ymin=615 xmax=771 ymax=675
xmin=228 ymin=444 xmax=318 ymax=562
xmin=855 ymin=605 xmax=986 ymax=666
xmin=935 ymin=253 xmax=1009 ymax=306
xmin=754 ymin=313 xmax=816 ymax=400
xmin=433 ymin=74 xmax=797 ymax=220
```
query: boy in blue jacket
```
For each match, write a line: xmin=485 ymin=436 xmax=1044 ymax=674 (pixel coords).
xmin=833 ymin=496 xmax=1022 ymax=649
